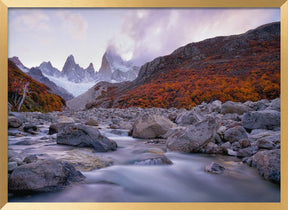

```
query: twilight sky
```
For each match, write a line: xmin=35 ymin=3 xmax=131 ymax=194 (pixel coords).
xmin=8 ymin=8 xmax=280 ymax=71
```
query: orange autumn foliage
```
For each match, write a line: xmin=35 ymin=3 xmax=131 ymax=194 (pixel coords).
xmin=8 ymin=60 xmax=65 ymax=112
xmin=116 ymin=40 xmax=280 ymax=109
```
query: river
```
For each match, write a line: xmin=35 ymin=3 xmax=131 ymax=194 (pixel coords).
xmin=8 ymin=125 xmax=280 ymax=202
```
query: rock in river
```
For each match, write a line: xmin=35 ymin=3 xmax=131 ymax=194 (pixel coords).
xmin=132 ymin=114 xmax=175 ymax=139
xmin=8 ymin=159 xmax=85 ymax=193
xmin=251 ymin=149 xmax=280 ymax=183
xmin=57 ymin=123 xmax=117 ymax=152
xmin=205 ymin=162 xmax=226 ymax=174
xmin=85 ymin=118 xmax=99 ymax=126
xmin=8 ymin=116 xmax=23 ymax=128
xmin=167 ymin=117 xmax=218 ymax=153
xmin=133 ymin=153 xmax=173 ymax=165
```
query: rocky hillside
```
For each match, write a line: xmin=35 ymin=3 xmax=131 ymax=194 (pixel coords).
xmin=66 ymin=81 xmax=119 ymax=111
xmin=8 ymin=60 xmax=66 ymax=112
xmin=81 ymin=22 xmax=280 ymax=110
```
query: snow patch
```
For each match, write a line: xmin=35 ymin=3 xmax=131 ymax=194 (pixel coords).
xmin=18 ymin=65 xmax=30 ymax=73
xmin=44 ymin=74 xmax=98 ymax=97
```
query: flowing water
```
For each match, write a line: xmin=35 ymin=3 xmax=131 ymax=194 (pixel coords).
xmin=8 ymin=125 xmax=280 ymax=202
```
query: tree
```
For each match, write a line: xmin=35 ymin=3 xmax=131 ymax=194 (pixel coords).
xmin=17 ymin=82 xmax=30 ymax=112
xmin=8 ymin=79 xmax=30 ymax=112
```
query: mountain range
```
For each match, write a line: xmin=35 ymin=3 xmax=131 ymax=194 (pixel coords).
xmin=9 ymin=57 xmax=74 ymax=101
xmin=67 ymin=22 xmax=280 ymax=111
xmin=9 ymin=22 xmax=280 ymax=112
xmin=9 ymin=48 xmax=140 ymax=98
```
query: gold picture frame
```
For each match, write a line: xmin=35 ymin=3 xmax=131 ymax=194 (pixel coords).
xmin=0 ymin=0 xmax=287 ymax=209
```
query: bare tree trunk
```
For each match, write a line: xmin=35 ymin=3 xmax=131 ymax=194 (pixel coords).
xmin=17 ymin=82 xmax=29 ymax=112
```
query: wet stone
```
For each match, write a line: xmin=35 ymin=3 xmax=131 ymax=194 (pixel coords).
xmin=205 ymin=162 xmax=226 ymax=174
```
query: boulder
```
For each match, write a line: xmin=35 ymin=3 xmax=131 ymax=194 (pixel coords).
xmin=132 ymin=114 xmax=176 ymax=139
xmin=8 ymin=159 xmax=85 ymax=193
xmin=205 ymin=162 xmax=225 ymax=174
xmin=266 ymin=98 xmax=280 ymax=112
xmin=48 ymin=123 xmax=68 ymax=135
xmin=242 ymin=110 xmax=280 ymax=131
xmin=167 ymin=117 xmax=218 ymax=153
xmin=175 ymin=108 xmax=203 ymax=125
xmin=220 ymin=142 xmax=231 ymax=151
xmin=227 ymin=149 xmax=237 ymax=156
xmin=251 ymin=149 xmax=280 ymax=183
xmin=223 ymin=126 xmax=248 ymax=143
xmin=231 ymin=142 xmax=241 ymax=151
xmin=23 ymin=154 xmax=38 ymax=164
xmin=23 ymin=124 xmax=37 ymax=133
xmin=197 ymin=102 xmax=210 ymax=114
xmin=249 ymin=130 xmax=280 ymax=145
xmin=213 ymin=133 xmax=223 ymax=144
xmin=9 ymin=112 xmax=27 ymax=123
xmin=85 ymin=118 xmax=99 ymax=126
xmin=168 ymin=111 xmax=178 ymax=122
xmin=222 ymin=113 xmax=241 ymax=121
xmin=8 ymin=150 xmax=23 ymax=166
xmin=162 ymin=127 xmax=185 ymax=139
xmin=245 ymin=99 xmax=270 ymax=111
xmin=133 ymin=153 xmax=173 ymax=165
xmin=239 ymin=139 xmax=251 ymax=148
xmin=117 ymin=121 xmax=133 ymax=130
xmin=57 ymin=124 xmax=117 ymax=152
xmin=204 ymin=142 xmax=223 ymax=154
xmin=208 ymin=100 xmax=222 ymax=113
xmin=221 ymin=101 xmax=251 ymax=115
xmin=217 ymin=126 xmax=227 ymax=139
xmin=49 ymin=122 xmax=79 ymax=135
xmin=237 ymin=146 xmax=258 ymax=158
xmin=57 ymin=116 xmax=75 ymax=123
xmin=48 ymin=123 xmax=58 ymax=135
xmin=8 ymin=116 xmax=23 ymax=128
xmin=58 ymin=149 xmax=113 ymax=171
xmin=14 ymin=139 xmax=37 ymax=145
xmin=256 ymin=139 xmax=274 ymax=150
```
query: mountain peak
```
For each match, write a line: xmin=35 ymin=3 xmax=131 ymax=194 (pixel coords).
xmin=86 ymin=63 xmax=95 ymax=73
xmin=87 ymin=63 xmax=94 ymax=68
xmin=98 ymin=47 xmax=139 ymax=81
xmin=67 ymin=54 xmax=76 ymax=63
xmin=9 ymin=56 xmax=29 ymax=73
xmin=38 ymin=61 xmax=61 ymax=77
xmin=40 ymin=61 xmax=53 ymax=68
xmin=9 ymin=56 xmax=23 ymax=66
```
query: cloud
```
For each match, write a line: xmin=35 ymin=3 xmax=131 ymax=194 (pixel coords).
xmin=108 ymin=9 xmax=279 ymax=66
xmin=12 ymin=10 xmax=50 ymax=32
xmin=57 ymin=11 xmax=88 ymax=40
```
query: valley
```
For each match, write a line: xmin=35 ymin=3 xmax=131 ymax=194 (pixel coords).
xmin=7 ymin=22 xmax=281 ymax=202
xmin=8 ymin=99 xmax=280 ymax=202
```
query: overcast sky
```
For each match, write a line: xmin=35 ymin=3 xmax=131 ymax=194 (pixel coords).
xmin=8 ymin=8 xmax=280 ymax=71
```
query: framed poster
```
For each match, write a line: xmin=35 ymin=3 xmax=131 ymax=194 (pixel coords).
xmin=0 ymin=0 xmax=287 ymax=209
